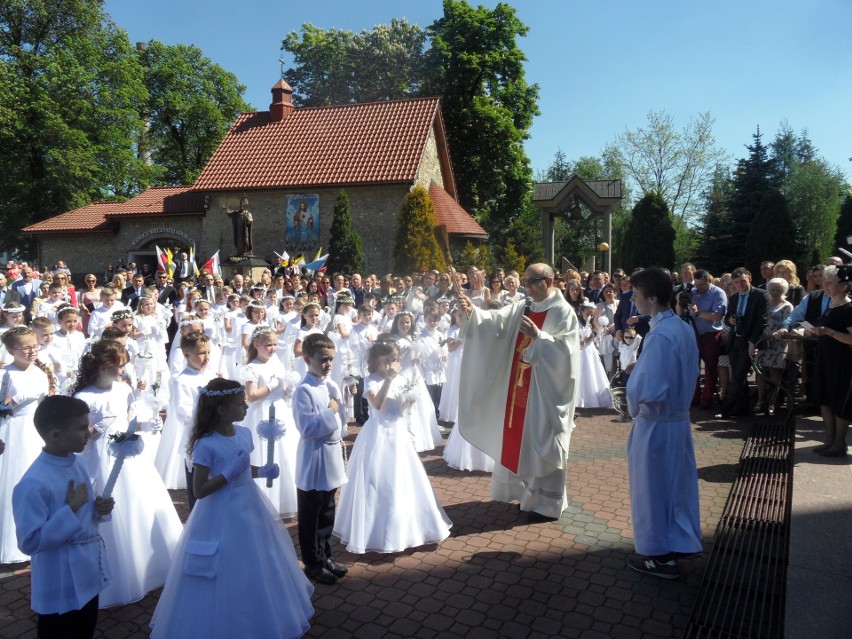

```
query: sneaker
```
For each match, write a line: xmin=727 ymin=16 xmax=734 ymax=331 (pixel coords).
xmin=627 ymin=556 xmax=680 ymax=579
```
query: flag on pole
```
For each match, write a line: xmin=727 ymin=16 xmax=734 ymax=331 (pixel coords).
xmin=189 ymin=246 xmax=199 ymax=277
xmin=274 ymin=250 xmax=290 ymax=266
xmin=165 ymin=247 xmax=174 ymax=277
xmin=155 ymin=245 xmax=170 ymax=273
xmin=202 ymin=250 xmax=221 ymax=276
xmin=303 ymin=254 xmax=329 ymax=272
xmin=313 ymin=246 xmax=323 ymax=262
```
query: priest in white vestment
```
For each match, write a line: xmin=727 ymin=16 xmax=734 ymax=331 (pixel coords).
xmin=456 ymin=263 xmax=580 ymax=520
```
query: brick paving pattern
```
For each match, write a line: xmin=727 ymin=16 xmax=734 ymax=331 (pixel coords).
xmin=0 ymin=409 xmax=747 ymax=638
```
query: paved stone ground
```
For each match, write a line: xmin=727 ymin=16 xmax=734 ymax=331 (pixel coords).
xmin=0 ymin=408 xmax=747 ymax=638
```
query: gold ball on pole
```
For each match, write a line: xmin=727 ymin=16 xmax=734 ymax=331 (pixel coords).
xmin=598 ymin=242 xmax=609 ymax=253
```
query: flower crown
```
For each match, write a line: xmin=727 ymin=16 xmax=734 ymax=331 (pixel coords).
xmin=179 ymin=317 xmax=203 ymax=327
xmin=111 ymin=309 xmax=133 ymax=322
xmin=251 ymin=325 xmax=276 ymax=341
xmin=200 ymin=384 xmax=245 ymax=397
xmin=3 ymin=305 xmax=26 ymax=313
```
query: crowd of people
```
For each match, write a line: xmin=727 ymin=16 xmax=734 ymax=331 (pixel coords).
xmin=0 ymin=251 xmax=849 ymax=636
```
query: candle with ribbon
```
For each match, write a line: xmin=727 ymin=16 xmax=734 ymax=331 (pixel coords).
xmin=99 ymin=417 xmax=145 ymax=521
xmin=256 ymin=404 xmax=285 ymax=487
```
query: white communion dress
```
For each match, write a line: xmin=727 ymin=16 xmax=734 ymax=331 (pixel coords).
xmin=75 ymin=382 xmax=183 ymax=608
xmin=334 ymin=373 xmax=452 ymax=554
xmin=577 ymin=324 xmax=613 ymax=408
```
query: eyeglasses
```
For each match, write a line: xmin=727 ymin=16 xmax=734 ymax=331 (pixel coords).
xmin=521 ymin=276 xmax=548 ymax=287
xmin=13 ymin=345 xmax=40 ymax=353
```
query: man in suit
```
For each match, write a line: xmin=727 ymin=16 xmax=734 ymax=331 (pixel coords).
xmin=122 ymin=273 xmax=148 ymax=311
xmin=585 ymin=271 xmax=606 ymax=304
xmin=614 ymin=272 xmax=651 ymax=345
xmin=11 ymin=265 xmax=42 ymax=320
xmin=671 ymin=262 xmax=697 ymax=309
xmin=717 ymin=267 xmax=768 ymax=418
xmin=230 ymin=273 xmax=248 ymax=296
xmin=196 ymin=272 xmax=222 ymax=305
xmin=172 ymin=251 xmax=193 ymax=284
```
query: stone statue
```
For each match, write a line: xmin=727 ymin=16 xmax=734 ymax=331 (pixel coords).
xmin=223 ymin=196 xmax=254 ymax=255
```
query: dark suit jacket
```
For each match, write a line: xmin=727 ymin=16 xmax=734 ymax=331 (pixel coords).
xmin=614 ymin=289 xmax=650 ymax=337
xmin=11 ymin=279 xmax=42 ymax=309
xmin=197 ymin=285 xmax=222 ymax=302
xmin=122 ymin=285 xmax=147 ymax=310
xmin=724 ymin=287 xmax=768 ymax=346
xmin=0 ymin=287 xmax=20 ymax=306
xmin=156 ymin=285 xmax=178 ymax=306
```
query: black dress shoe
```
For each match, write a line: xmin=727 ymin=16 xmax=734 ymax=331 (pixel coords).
xmin=304 ymin=564 xmax=337 ymax=585
xmin=526 ymin=511 xmax=559 ymax=523
xmin=325 ymin=559 xmax=348 ymax=578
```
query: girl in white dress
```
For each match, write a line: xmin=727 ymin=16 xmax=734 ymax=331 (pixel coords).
xmin=53 ymin=305 xmax=87 ymax=395
xmin=442 ymin=311 xmax=495 ymax=472
xmin=389 ymin=312 xmax=443 ymax=452
xmin=293 ymin=302 xmax=323 ymax=378
xmin=74 ymin=340 xmax=183 ymax=608
xmin=222 ymin=294 xmax=245 ymax=378
xmin=577 ymin=301 xmax=613 ymax=408
xmin=134 ymin=295 xmax=171 ymax=410
xmin=0 ymin=327 xmax=54 ymax=563
xmin=150 ymin=379 xmax=313 ymax=639
xmin=241 ymin=326 xmax=301 ymax=518
xmin=334 ymin=340 xmax=452 ymax=554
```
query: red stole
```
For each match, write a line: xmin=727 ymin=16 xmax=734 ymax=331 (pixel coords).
xmin=500 ymin=309 xmax=548 ymax=473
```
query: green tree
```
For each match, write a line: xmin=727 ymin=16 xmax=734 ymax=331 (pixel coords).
xmin=326 ymin=190 xmax=365 ymax=274
xmin=394 ymin=186 xmax=445 ymax=272
xmin=503 ymin=205 xmax=544 ymax=265
xmin=282 ymin=19 xmax=426 ymax=106
xmin=835 ymin=195 xmax=852 ymax=254
xmin=141 ymin=40 xmax=250 ymax=185
xmin=619 ymin=193 xmax=676 ymax=272
xmin=426 ymin=1 xmax=539 ymax=235
xmin=0 ymin=0 xmax=150 ymax=253
xmin=785 ymin=159 xmax=845 ymax=267
xmin=726 ymin=127 xmax=779 ymax=269
xmin=502 ymin=239 xmax=527 ymax=274
xmin=745 ymin=189 xmax=798 ymax=276
xmin=453 ymin=240 xmax=492 ymax=273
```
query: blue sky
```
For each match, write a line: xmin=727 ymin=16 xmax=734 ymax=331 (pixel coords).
xmin=105 ymin=0 xmax=851 ymax=181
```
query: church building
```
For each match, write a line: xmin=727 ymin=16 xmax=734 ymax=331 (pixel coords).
xmin=24 ymin=80 xmax=487 ymax=277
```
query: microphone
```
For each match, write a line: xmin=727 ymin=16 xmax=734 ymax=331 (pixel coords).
xmin=523 ymin=297 xmax=533 ymax=317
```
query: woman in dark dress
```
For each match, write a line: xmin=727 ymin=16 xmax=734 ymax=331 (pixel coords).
xmin=812 ymin=264 xmax=852 ymax=456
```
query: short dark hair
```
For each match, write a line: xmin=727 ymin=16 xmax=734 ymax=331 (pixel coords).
xmin=694 ymin=269 xmax=712 ymax=281
xmin=34 ymin=396 xmax=90 ymax=438
xmin=731 ymin=267 xmax=751 ymax=279
xmin=303 ymin=333 xmax=335 ymax=357
xmin=630 ymin=267 xmax=673 ymax=306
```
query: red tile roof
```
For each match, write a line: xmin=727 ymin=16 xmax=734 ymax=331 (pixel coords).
xmin=429 ymin=182 xmax=488 ymax=239
xmin=23 ymin=201 xmax=115 ymax=233
xmin=193 ymin=97 xmax=445 ymax=191
xmin=23 ymin=186 xmax=204 ymax=233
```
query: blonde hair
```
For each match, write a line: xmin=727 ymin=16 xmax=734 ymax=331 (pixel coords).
xmin=773 ymin=259 xmax=800 ymax=286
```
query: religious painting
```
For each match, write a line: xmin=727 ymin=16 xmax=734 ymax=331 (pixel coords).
xmin=285 ymin=194 xmax=320 ymax=252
